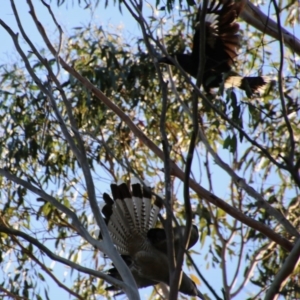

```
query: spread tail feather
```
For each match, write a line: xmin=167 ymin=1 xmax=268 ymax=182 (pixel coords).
xmin=101 ymin=180 xmax=202 ymax=298
xmin=100 ymin=178 xmax=163 ymax=255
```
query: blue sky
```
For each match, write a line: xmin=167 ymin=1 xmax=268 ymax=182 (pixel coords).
xmin=0 ymin=1 xmax=296 ymax=299
xmin=1 ymin=2 xmax=126 ymax=62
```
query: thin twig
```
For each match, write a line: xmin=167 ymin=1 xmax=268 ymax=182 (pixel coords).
xmin=240 ymin=0 xmax=300 ymax=55
xmin=196 ymin=124 xmax=299 ymax=238
xmin=228 ymin=216 xmax=245 ymax=293
xmin=230 ymin=241 xmax=276 ymax=297
xmin=10 ymin=232 xmax=85 ymax=300
xmin=265 ymin=237 xmax=300 ymax=300
xmin=0 ymin=285 xmax=29 ymax=300
xmin=6 ymin=11 xmax=293 ymax=252
xmin=0 ymin=223 xmax=123 ymax=288
xmin=122 ymin=0 xmax=178 ymax=293
xmin=173 ymin=0 xmax=208 ymax=297
xmin=271 ymin=0 xmax=299 ymax=188
xmin=40 ymin=0 xmax=63 ymax=76
xmin=186 ymin=252 xmax=223 ymax=300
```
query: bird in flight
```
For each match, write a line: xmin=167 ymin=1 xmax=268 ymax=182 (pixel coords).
xmin=159 ymin=0 xmax=270 ymax=96
xmin=100 ymin=178 xmax=203 ymax=298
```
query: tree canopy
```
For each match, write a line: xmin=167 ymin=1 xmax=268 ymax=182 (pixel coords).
xmin=0 ymin=0 xmax=300 ymax=299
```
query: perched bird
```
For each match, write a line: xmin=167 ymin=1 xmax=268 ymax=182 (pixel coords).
xmin=100 ymin=178 xmax=203 ymax=298
xmin=159 ymin=0 xmax=271 ymax=96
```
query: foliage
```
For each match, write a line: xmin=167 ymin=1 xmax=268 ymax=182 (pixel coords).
xmin=0 ymin=0 xmax=300 ymax=299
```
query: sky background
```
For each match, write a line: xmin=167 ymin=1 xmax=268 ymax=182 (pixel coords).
xmin=0 ymin=1 xmax=298 ymax=299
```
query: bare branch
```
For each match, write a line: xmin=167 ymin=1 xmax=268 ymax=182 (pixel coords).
xmin=271 ymin=0 xmax=299 ymax=187
xmin=122 ymin=0 xmax=178 ymax=294
xmin=172 ymin=0 xmax=208 ymax=296
xmin=1 ymin=0 xmax=290 ymax=253
xmin=27 ymin=43 xmax=294 ymax=251
xmin=231 ymin=241 xmax=276 ymax=297
xmin=0 ymin=285 xmax=29 ymax=300
xmin=240 ymin=0 xmax=300 ymax=55
xmin=10 ymin=231 xmax=85 ymax=300
xmin=24 ymin=0 xmax=106 ymax=247
xmin=196 ymin=124 xmax=299 ymax=238
xmin=186 ymin=252 xmax=223 ymax=300
xmin=265 ymin=237 xmax=300 ymax=300
xmin=0 ymin=2 xmax=141 ymax=297
xmin=40 ymin=0 xmax=63 ymax=75
xmin=0 ymin=223 xmax=124 ymax=289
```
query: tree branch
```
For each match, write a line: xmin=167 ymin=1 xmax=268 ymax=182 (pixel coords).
xmin=5 ymin=1 xmax=292 ymax=252
xmin=0 ymin=223 xmax=124 ymax=288
xmin=186 ymin=252 xmax=222 ymax=300
xmin=196 ymin=125 xmax=299 ymax=238
xmin=265 ymin=237 xmax=300 ymax=300
xmin=271 ymin=0 xmax=300 ymax=188
xmin=122 ymin=0 xmax=178 ymax=295
xmin=0 ymin=285 xmax=29 ymax=300
xmin=231 ymin=241 xmax=276 ymax=297
xmin=240 ymin=0 xmax=300 ymax=55
xmin=30 ymin=47 xmax=294 ymax=251
xmin=0 ymin=2 xmax=141 ymax=297
xmin=9 ymin=229 xmax=85 ymax=300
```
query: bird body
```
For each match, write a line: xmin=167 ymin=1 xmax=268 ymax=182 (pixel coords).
xmin=159 ymin=0 xmax=271 ymax=96
xmin=100 ymin=178 xmax=202 ymax=298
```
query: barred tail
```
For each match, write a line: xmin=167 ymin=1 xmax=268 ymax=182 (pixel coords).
xmin=101 ymin=178 xmax=163 ymax=255
xmin=225 ymin=75 xmax=274 ymax=96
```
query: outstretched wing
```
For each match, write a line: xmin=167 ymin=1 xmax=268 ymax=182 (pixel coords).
xmin=192 ymin=0 xmax=244 ymax=73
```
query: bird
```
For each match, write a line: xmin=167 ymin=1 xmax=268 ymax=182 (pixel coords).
xmin=99 ymin=178 xmax=203 ymax=298
xmin=159 ymin=0 xmax=271 ymax=96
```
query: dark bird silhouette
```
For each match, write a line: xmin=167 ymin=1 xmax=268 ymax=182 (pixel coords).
xmin=100 ymin=179 xmax=203 ymax=298
xmin=159 ymin=0 xmax=271 ymax=96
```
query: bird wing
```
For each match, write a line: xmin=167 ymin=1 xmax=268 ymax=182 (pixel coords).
xmin=106 ymin=254 xmax=159 ymax=292
xmin=100 ymin=179 xmax=201 ymax=297
xmin=193 ymin=0 xmax=244 ymax=70
xmin=101 ymin=179 xmax=166 ymax=289
xmin=147 ymin=225 xmax=199 ymax=254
